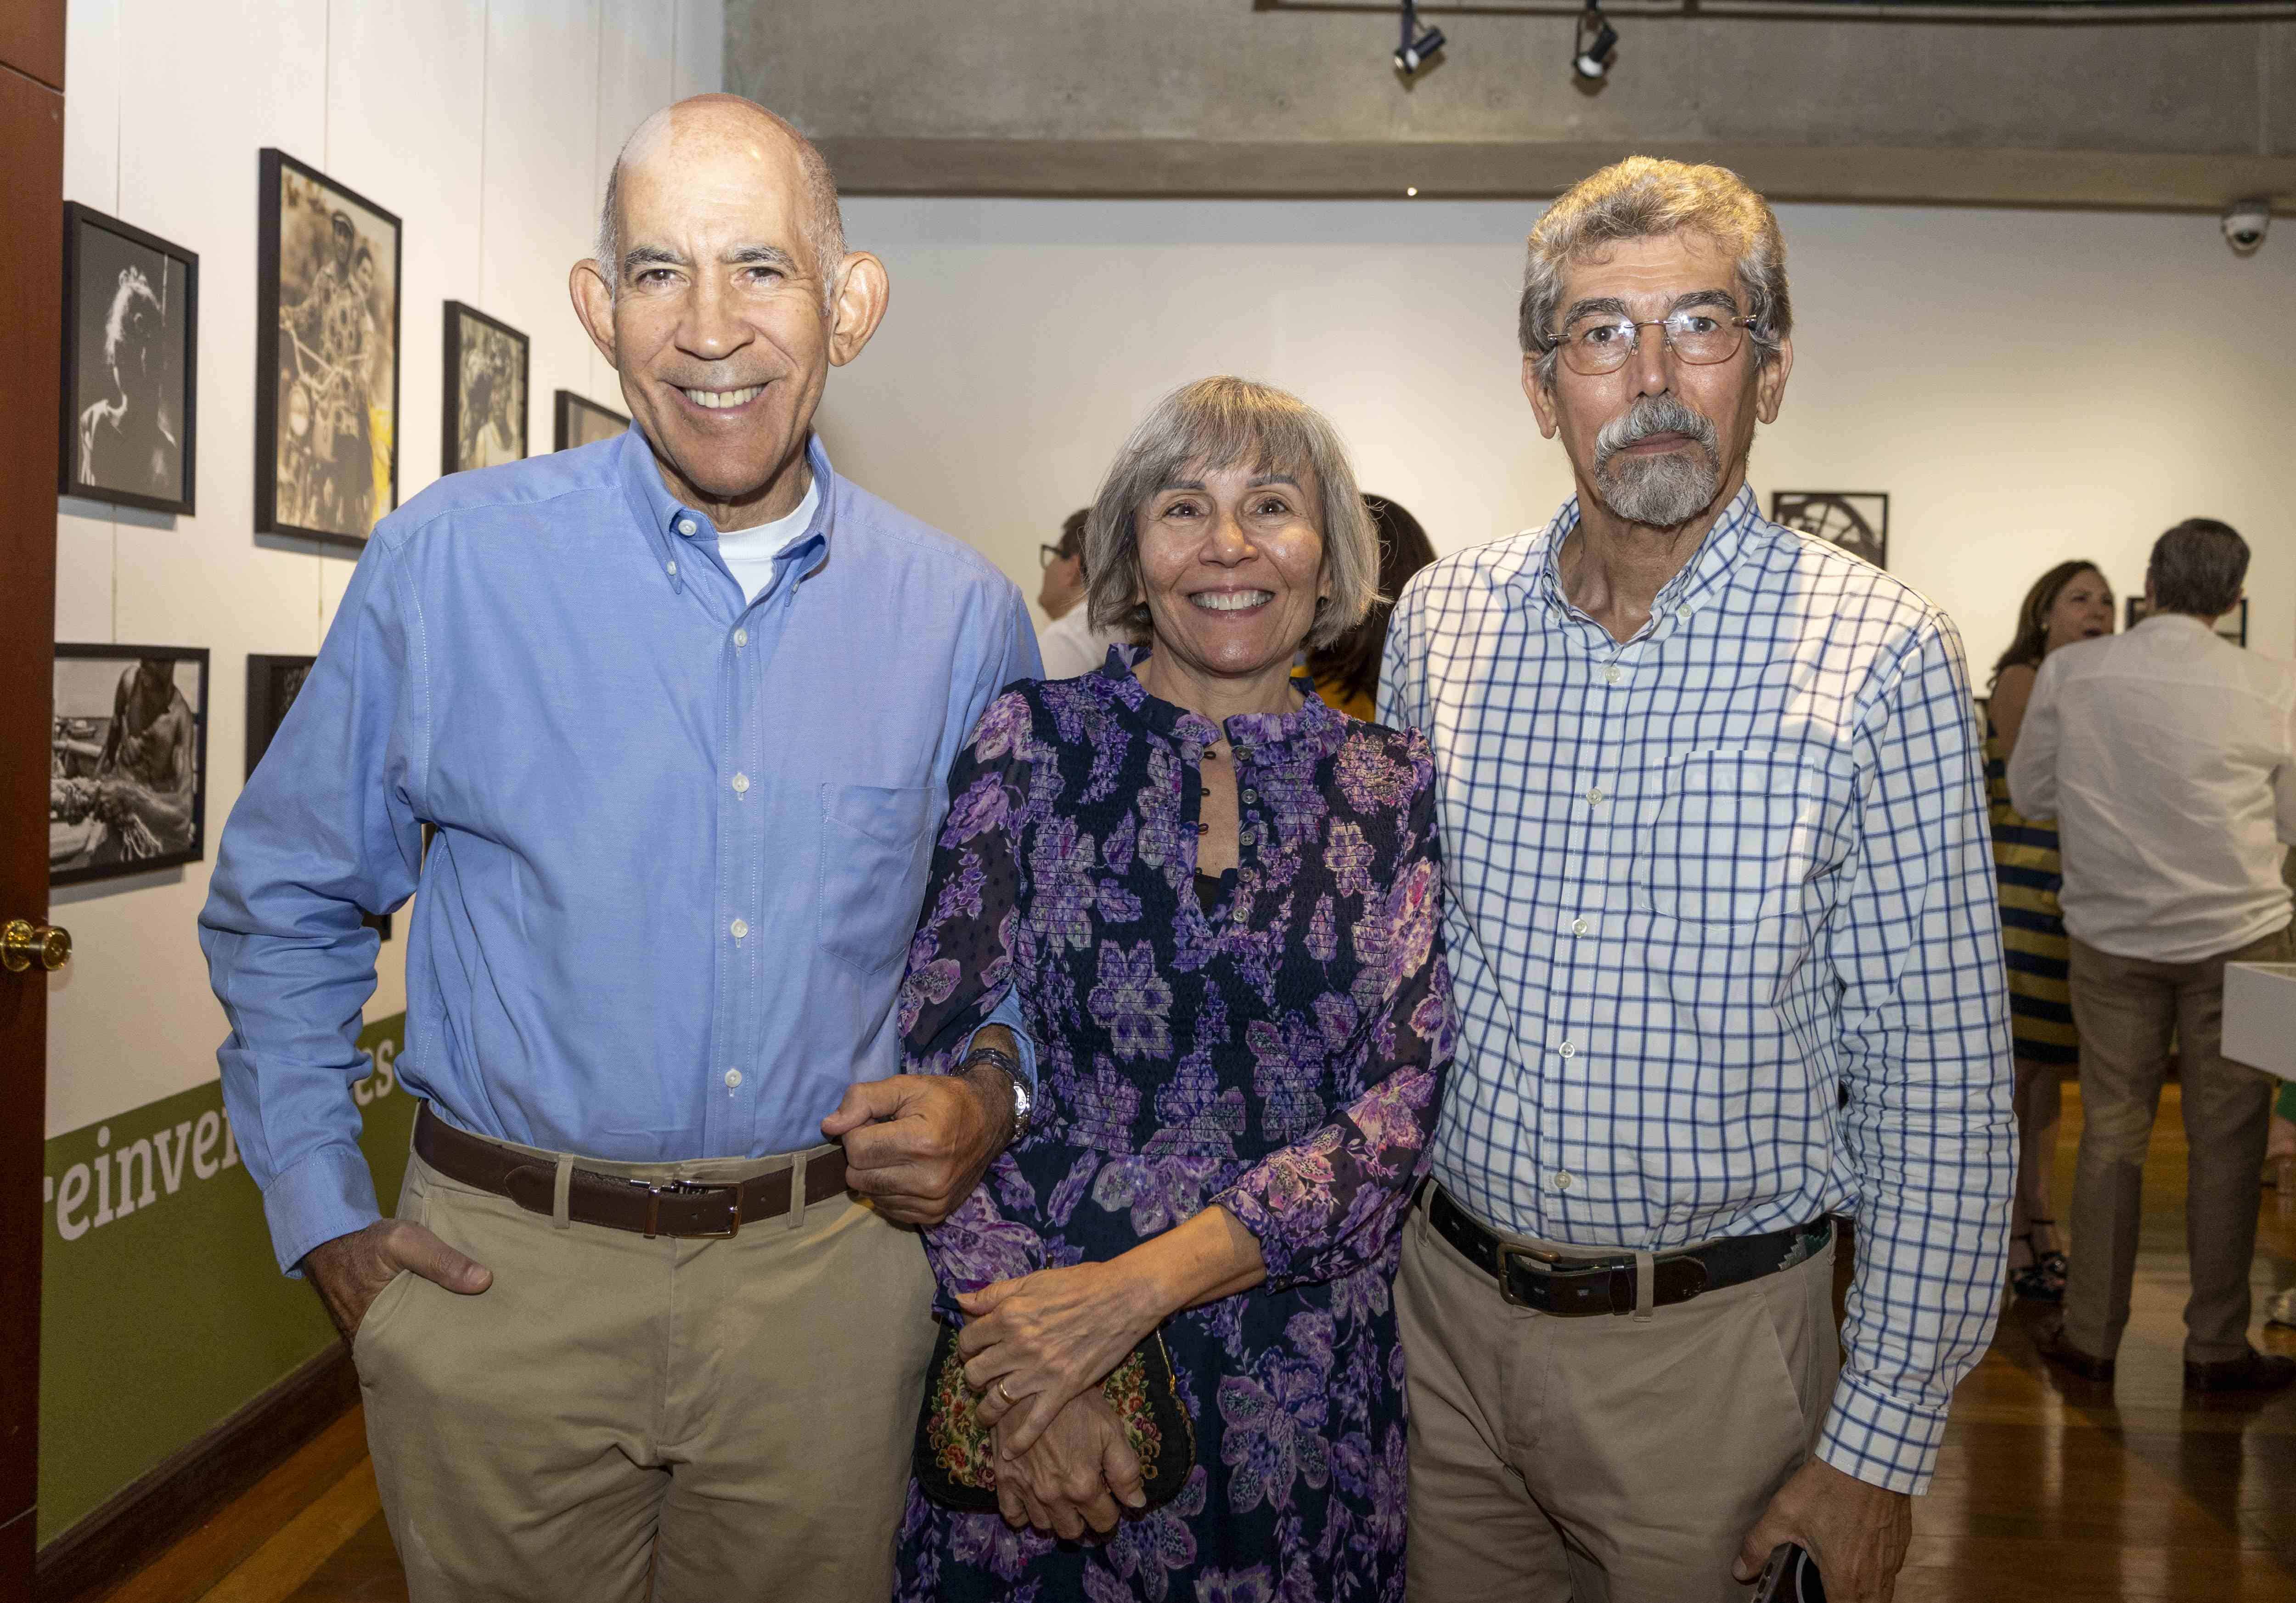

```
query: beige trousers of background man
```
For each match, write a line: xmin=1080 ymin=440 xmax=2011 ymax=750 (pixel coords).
xmin=2062 ymin=923 xmax=2296 ymax=1364
xmin=1397 ymin=1196 xmax=1840 ymax=1603
xmin=353 ymin=1140 xmax=937 ymax=1603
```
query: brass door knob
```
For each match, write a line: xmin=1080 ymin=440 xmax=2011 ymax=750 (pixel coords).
xmin=1 ymin=919 xmax=71 ymax=973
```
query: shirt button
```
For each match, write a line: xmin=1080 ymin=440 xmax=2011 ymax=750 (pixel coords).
xmin=678 ymin=518 xmax=697 ymax=536
xmin=1240 ymin=826 xmax=1255 ymax=845
xmin=1242 ymin=789 xmax=1258 ymax=804
xmin=1603 ymin=665 xmax=1622 ymax=685
xmin=733 ymin=628 xmax=748 ymax=648
xmin=1585 ymin=787 xmax=1605 ymax=805
xmin=729 ymin=918 xmax=748 ymax=940
xmin=1553 ymin=1171 xmax=1575 ymax=1191
xmin=1570 ymin=917 xmax=1591 ymax=937
xmin=1558 ymin=1040 xmax=1577 ymax=1058
xmin=665 ymin=560 xmax=677 ymax=576
xmin=724 ymin=1068 xmax=743 ymax=1089
xmin=732 ymin=772 xmax=750 ymax=794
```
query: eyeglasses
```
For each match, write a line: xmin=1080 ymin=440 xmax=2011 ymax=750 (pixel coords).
xmin=1040 ymin=544 xmax=1068 ymax=569
xmin=1551 ymin=309 xmax=1759 ymax=377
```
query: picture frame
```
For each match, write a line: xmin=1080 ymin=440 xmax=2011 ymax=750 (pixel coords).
xmin=51 ymin=644 xmax=209 ymax=888
xmin=59 ymin=203 xmax=198 ymax=515
xmin=244 ymin=654 xmax=316 ymax=779
xmin=244 ymin=652 xmax=393 ymax=939
xmin=255 ymin=147 xmax=402 ymax=550
xmin=2126 ymin=594 xmax=2247 ymax=647
xmin=442 ymin=302 xmax=529 ymax=475
xmin=554 ymin=389 xmax=629 ymax=452
xmin=1770 ymin=491 xmax=1889 ymax=570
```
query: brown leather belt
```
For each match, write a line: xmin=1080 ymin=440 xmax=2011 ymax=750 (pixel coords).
xmin=414 ymin=1102 xmax=848 ymax=1239
xmin=1426 ymin=1183 xmax=1833 ymax=1317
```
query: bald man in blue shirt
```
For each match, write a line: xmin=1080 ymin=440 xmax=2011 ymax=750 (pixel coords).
xmin=202 ymin=96 xmax=1038 ymax=1603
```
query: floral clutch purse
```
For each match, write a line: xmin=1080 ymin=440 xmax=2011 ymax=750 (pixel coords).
xmin=913 ymin=1318 xmax=1196 ymax=1513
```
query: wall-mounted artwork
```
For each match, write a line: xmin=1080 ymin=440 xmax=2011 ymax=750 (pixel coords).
xmin=256 ymin=148 xmax=401 ymax=549
xmin=1771 ymin=491 xmax=1888 ymax=570
xmin=554 ymin=389 xmax=628 ymax=452
xmin=443 ymin=302 xmax=529 ymax=474
xmin=51 ymin=645 xmax=208 ymax=887
xmin=60 ymin=203 xmax=198 ymax=515
xmin=245 ymin=653 xmax=394 ymax=939
xmin=2127 ymin=594 xmax=2246 ymax=647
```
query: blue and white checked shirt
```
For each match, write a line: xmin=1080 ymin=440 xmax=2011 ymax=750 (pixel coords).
xmin=1379 ymin=485 xmax=2013 ymax=1494
xmin=203 ymin=429 xmax=1040 ymax=1276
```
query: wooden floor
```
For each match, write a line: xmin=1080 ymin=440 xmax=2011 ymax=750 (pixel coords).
xmin=86 ymin=1080 xmax=2296 ymax=1603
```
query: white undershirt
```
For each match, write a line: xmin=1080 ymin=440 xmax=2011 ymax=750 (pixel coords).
xmin=711 ymin=476 xmax=821 ymax=605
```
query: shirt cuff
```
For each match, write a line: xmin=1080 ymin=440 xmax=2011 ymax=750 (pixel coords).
xmin=1814 ymin=1368 xmax=1947 ymax=1496
xmin=262 ymin=1141 xmax=384 ymax=1279
xmin=966 ymin=990 xmax=1039 ymax=1095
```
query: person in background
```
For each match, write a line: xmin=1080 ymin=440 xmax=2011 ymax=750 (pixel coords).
xmin=2011 ymin=518 xmax=2296 ymax=1394
xmin=1382 ymin=156 xmax=2013 ymax=1602
xmin=1984 ymin=560 xmax=2115 ymax=1303
xmin=895 ymin=376 xmax=1452 ymax=1600
xmin=1035 ymin=506 xmax=1124 ymax=678
xmin=201 ymin=96 xmax=1040 ymax=1603
xmin=1309 ymin=493 xmax=1438 ymax=721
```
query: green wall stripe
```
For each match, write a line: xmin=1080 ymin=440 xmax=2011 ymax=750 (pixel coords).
xmin=38 ymin=1013 xmax=415 ymax=1547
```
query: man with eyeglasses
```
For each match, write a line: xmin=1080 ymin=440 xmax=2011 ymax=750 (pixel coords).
xmin=1379 ymin=158 xmax=2011 ymax=1602
xmin=1033 ymin=506 xmax=1122 ymax=678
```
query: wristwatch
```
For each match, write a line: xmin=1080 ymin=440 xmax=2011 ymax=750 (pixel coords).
xmin=960 ymin=1045 xmax=1032 ymax=1140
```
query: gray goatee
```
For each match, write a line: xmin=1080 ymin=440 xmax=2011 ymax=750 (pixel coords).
xmin=1591 ymin=395 xmax=1723 ymax=529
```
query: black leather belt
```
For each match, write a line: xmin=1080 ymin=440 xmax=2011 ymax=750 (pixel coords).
xmin=1427 ymin=1183 xmax=1833 ymax=1317
xmin=414 ymin=1103 xmax=848 ymax=1238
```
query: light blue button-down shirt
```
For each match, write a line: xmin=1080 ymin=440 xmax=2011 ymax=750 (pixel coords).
xmin=201 ymin=428 xmax=1041 ymax=1274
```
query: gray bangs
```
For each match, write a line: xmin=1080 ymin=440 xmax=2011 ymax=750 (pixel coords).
xmin=1082 ymin=376 xmax=1379 ymax=654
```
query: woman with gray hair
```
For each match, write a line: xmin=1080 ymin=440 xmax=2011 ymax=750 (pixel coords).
xmin=892 ymin=376 xmax=1453 ymax=1600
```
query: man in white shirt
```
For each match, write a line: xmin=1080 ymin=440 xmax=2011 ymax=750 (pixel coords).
xmin=2009 ymin=518 xmax=2296 ymax=1393
xmin=1035 ymin=508 xmax=1122 ymax=678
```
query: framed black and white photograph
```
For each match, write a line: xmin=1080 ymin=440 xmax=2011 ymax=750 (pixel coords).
xmin=554 ymin=389 xmax=628 ymax=452
xmin=59 ymin=203 xmax=197 ymax=515
xmin=1771 ymin=491 xmax=1889 ymax=569
xmin=51 ymin=644 xmax=208 ymax=888
xmin=2127 ymin=593 xmax=2247 ymax=647
xmin=245 ymin=652 xmax=394 ymax=937
xmin=443 ymin=302 xmax=529 ymax=474
xmin=245 ymin=654 xmax=315 ymax=779
xmin=256 ymin=148 xmax=402 ymax=549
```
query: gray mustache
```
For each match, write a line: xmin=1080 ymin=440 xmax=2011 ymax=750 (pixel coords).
xmin=1593 ymin=396 xmax=1719 ymax=472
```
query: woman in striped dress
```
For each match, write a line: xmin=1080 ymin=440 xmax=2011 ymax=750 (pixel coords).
xmin=1985 ymin=560 xmax=2116 ymax=1302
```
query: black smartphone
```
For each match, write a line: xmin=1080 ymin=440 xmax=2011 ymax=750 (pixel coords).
xmin=1751 ymin=1543 xmax=1828 ymax=1603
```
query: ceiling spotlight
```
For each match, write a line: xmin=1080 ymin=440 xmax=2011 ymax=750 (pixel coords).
xmin=1573 ymin=1 xmax=1618 ymax=80
xmin=1395 ymin=0 xmax=1446 ymax=77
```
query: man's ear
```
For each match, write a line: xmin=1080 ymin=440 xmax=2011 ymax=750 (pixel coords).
xmin=827 ymin=252 xmax=891 ymax=368
xmin=569 ymin=259 xmax=619 ymax=370
xmin=1523 ymin=354 xmax=1560 ymax=441
xmin=1754 ymin=334 xmax=1794 ymax=425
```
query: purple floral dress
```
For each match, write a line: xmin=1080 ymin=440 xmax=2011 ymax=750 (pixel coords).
xmin=892 ymin=652 xmax=1453 ymax=1603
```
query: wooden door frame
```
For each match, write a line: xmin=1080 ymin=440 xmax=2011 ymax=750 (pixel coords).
xmin=0 ymin=3 xmax=65 ymax=1595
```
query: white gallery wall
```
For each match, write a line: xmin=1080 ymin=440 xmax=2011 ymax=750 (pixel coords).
xmin=50 ymin=0 xmax=723 ymax=1137
xmin=821 ymin=197 xmax=2296 ymax=670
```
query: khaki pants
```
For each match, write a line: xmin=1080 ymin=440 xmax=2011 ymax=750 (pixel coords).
xmin=1399 ymin=1194 xmax=1839 ymax=1603
xmin=2062 ymin=923 xmax=2295 ymax=1364
xmin=353 ymin=1139 xmax=938 ymax=1603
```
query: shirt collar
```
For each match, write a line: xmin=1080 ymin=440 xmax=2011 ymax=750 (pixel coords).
xmin=1093 ymin=642 xmax=1344 ymax=760
xmin=1519 ymin=481 xmax=1760 ymax=627
xmin=617 ymin=427 xmax=837 ymax=597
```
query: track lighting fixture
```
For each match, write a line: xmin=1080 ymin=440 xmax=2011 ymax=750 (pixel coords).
xmin=1395 ymin=0 xmax=1446 ymax=77
xmin=1573 ymin=1 xmax=1618 ymax=81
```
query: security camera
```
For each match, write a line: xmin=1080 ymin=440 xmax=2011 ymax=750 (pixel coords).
xmin=2223 ymin=200 xmax=2271 ymax=257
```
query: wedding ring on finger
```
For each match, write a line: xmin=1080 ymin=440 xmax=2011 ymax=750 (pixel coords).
xmin=997 ymin=1377 xmax=1015 ymax=1405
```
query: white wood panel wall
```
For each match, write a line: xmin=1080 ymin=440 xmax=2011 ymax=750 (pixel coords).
xmin=51 ymin=0 xmax=723 ymax=1135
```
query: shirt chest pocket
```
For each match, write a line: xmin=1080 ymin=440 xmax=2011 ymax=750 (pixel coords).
xmin=1636 ymin=747 xmax=1845 ymax=926
xmin=818 ymin=782 xmax=935 ymax=974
